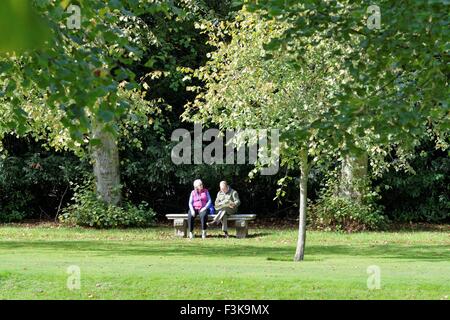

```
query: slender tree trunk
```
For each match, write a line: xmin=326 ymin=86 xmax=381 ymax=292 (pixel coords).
xmin=91 ymin=120 xmax=121 ymax=206
xmin=294 ymin=152 xmax=310 ymax=262
xmin=339 ymin=152 xmax=368 ymax=202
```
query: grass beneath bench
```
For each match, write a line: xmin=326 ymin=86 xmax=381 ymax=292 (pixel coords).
xmin=0 ymin=224 xmax=449 ymax=299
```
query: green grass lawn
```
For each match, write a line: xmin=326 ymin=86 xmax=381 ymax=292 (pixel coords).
xmin=0 ymin=223 xmax=448 ymax=299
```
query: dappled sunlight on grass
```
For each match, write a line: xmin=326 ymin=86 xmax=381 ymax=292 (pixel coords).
xmin=0 ymin=225 xmax=448 ymax=299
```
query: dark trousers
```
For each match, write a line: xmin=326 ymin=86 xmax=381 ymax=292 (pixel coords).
xmin=188 ymin=209 xmax=208 ymax=232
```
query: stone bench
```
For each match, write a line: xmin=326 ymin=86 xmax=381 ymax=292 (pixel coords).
xmin=165 ymin=213 xmax=256 ymax=239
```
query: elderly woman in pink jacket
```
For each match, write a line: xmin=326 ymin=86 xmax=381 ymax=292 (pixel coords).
xmin=188 ymin=179 xmax=213 ymax=239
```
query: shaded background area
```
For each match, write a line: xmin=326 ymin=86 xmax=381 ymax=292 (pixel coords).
xmin=1 ymin=133 xmax=448 ymax=224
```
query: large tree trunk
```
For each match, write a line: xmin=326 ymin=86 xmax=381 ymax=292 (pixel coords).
xmin=294 ymin=152 xmax=310 ymax=262
xmin=339 ymin=152 xmax=368 ymax=202
xmin=91 ymin=121 xmax=121 ymax=206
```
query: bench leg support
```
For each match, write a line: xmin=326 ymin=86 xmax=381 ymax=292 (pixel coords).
xmin=235 ymin=220 xmax=248 ymax=239
xmin=174 ymin=218 xmax=187 ymax=237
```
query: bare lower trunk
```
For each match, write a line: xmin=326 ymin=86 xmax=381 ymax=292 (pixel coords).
xmin=91 ymin=121 xmax=121 ymax=206
xmin=294 ymin=152 xmax=310 ymax=262
xmin=339 ymin=152 xmax=368 ymax=202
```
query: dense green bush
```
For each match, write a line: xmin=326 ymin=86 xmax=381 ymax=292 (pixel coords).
xmin=0 ymin=140 xmax=90 ymax=222
xmin=376 ymin=143 xmax=449 ymax=223
xmin=0 ymin=197 xmax=27 ymax=223
xmin=59 ymin=183 xmax=156 ymax=228
xmin=0 ymin=156 xmax=30 ymax=222
xmin=308 ymin=179 xmax=386 ymax=232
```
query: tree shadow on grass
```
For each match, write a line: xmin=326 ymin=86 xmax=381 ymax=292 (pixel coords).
xmin=194 ymin=232 xmax=271 ymax=239
xmin=265 ymin=256 xmax=324 ymax=262
xmin=0 ymin=240 xmax=449 ymax=262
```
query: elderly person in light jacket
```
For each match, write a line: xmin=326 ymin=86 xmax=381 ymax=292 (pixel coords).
xmin=208 ymin=181 xmax=240 ymax=238
xmin=188 ymin=179 xmax=212 ymax=239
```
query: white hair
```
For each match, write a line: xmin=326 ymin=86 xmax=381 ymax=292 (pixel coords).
xmin=193 ymin=179 xmax=203 ymax=188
